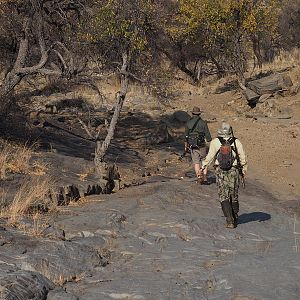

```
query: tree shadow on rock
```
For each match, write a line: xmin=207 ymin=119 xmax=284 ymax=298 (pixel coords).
xmin=238 ymin=212 xmax=271 ymax=224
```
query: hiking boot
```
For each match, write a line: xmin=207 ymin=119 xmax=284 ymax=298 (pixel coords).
xmin=202 ymin=174 xmax=209 ymax=185
xmin=231 ymin=200 xmax=239 ymax=224
xmin=225 ymin=221 xmax=235 ymax=229
xmin=221 ymin=200 xmax=235 ymax=229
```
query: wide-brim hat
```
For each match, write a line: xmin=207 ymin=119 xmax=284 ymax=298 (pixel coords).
xmin=218 ymin=122 xmax=232 ymax=138
xmin=191 ymin=106 xmax=202 ymax=115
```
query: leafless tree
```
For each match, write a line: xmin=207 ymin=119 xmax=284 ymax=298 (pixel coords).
xmin=0 ymin=0 xmax=85 ymax=111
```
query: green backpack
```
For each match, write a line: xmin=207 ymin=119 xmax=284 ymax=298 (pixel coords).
xmin=187 ymin=118 xmax=205 ymax=148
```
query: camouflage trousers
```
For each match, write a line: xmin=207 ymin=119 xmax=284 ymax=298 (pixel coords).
xmin=215 ymin=167 xmax=240 ymax=202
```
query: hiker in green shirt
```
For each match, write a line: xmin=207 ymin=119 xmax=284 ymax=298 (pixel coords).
xmin=185 ymin=106 xmax=212 ymax=184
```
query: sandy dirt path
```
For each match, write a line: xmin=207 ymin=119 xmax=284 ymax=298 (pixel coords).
xmin=170 ymin=89 xmax=300 ymax=200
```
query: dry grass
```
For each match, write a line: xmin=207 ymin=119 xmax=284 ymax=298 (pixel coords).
xmin=0 ymin=140 xmax=54 ymax=233
xmin=0 ymin=140 xmax=36 ymax=178
xmin=249 ymin=48 xmax=300 ymax=84
xmin=30 ymin=160 xmax=48 ymax=176
xmin=0 ymin=145 xmax=10 ymax=179
xmin=175 ymin=228 xmax=191 ymax=242
xmin=77 ymin=166 xmax=95 ymax=181
xmin=7 ymin=144 xmax=33 ymax=174
xmin=1 ymin=175 xmax=57 ymax=224
xmin=37 ymin=259 xmax=86 ymax=285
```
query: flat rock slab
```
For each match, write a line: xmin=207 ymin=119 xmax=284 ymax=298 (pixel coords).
xmin=50 ymin=179 xmax=300 ymax=300
xmin=47 ymin=289 xmax=79 ymax=300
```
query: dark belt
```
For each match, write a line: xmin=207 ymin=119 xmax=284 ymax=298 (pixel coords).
xmin=190 ymin=144 xmax=206 ymax=149
xmin=214 ymin=165 xmax=238 ymax=170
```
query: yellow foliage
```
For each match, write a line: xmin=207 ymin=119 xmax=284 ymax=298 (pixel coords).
xmin=176 ymin=0 xmax=280 ymax=39
xmin=81 ymin=0 xmax=156 ymax=52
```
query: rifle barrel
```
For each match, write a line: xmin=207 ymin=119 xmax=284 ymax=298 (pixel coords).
xmin=230 ymin=127 xmax=246 ymax=188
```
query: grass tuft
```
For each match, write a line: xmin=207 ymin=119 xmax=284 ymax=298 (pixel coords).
xmin=1 ymin=175 xmax=57 ymax=224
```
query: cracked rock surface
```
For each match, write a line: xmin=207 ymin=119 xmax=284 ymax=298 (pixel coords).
xmin=53 ymin=178 xmax=300 ymax=300
xmin=0 ymin=174 xmax=299 ymax=299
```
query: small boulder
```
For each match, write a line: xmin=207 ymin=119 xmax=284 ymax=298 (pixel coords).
xmin=146 ymin=123 xmax=173 ymax=145
xmin=172 ymin=111 xmax=190 ymax=123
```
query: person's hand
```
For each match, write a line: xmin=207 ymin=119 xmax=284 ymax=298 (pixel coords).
xmin=242 ymin=169 xmax=247 ymax=178
xmin=184 ymin=143 xmax=189 ymax=152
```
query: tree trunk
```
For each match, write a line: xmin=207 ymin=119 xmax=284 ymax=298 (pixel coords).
xmin=0 ymin=72 xmax=24 ymax=113
xmin=251 ymin=34 xmax=263 ymax=70
xmin=0 ymin=18 xmax=30 ymax=112
xmin=0 ymin=3 xmax=66 ymax=114
xmin=93 ymin=50 xmax=130 ymax=190
xmin=233 ymin=30 xmax=247 ymax=88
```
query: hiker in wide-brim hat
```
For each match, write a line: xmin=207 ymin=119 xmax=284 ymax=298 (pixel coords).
xmin=217 ymin=122 xmax=232 ymax=138
xmin=184 ymin=106 xmax=212 ymax=184
xmin=201 ymin=122 xmax=248 ymax=229
xmin=191 ymin=106 xmax=202 ymax=115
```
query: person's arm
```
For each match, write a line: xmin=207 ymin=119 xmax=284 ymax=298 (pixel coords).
xmin=201 ymin=139 xmax=219 ymax=169
xmin=235 ymin=139 xmax=248 ymax=173
xmin=184 ymin=125 xmax=189 ymax=151
xmin=204 ymin=122 xmax=212 ymax=142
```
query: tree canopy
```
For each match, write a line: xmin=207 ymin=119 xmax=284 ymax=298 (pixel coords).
xmin=0 ymin=0 xmax=299 ymax=97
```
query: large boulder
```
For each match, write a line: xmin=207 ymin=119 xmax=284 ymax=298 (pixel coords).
xmin=247 ymin=73 xmax=293 ymax=96
xmin=243 ymin=88 xmax=260 ymax=104
xmin=0 ymin=270 xmax=54 ymax=300
xmin=172 ymin=111 xmax=190 ymax=123
xmin=146 ymin=123 xmax=173 ymax=145
xmin=23 ymin=240 xmax=104 ymax=283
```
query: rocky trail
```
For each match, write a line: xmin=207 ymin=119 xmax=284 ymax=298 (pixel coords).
xmin=0 ymin=102 xmax=300 ymax=299
xmin=1 ymin=176 xmax=300 ymax=299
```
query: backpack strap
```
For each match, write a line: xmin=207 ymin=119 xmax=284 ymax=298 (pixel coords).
xmin=185 ymin=118 xmax=200 ymax=140
xmin=227 ymin=137 xmax=236 ymax=145
xmin=217 ymin=137 xmax=225 ymax=144
xmin=229 ymin=137 xmax=237 ymax=155
xmin=218 ymin=136 xmax=235 ymax=145
xmin=188 ymin=117 xmax=201 ymax=136
xmin=216 ymin=137 xmax=237 ymax=155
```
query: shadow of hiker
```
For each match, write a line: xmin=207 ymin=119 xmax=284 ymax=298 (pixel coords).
xmin=238 ymin=212 xmax=271 ymax=224
xmin=208 ymin=174 xmax=216 ymax=184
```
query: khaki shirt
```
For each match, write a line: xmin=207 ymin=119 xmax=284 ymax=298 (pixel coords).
xmin=201 ymin=137 xmax=248 ymax=171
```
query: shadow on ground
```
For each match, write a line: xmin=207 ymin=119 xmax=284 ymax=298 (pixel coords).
xmin=0 ymin=108 xmax=185 ymax=161
xmin=238 ymin=211 xmax=271 ymax=224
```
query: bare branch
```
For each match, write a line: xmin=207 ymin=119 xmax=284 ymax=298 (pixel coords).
xmin=14 ymin=18 xmax=30 ymax=70
xmin=53 ymin=41 xmax=75 ymax=75
xmin=237 ymin=78 xmax=247 ymax=91
xmin=119 ymin=69 xmax=145 ymax=83
xmin=16 ymin=0 xmax=49 ymax=75
xmin=17 ymin=51 xmax=50 ymax=75
xmin=52 ymin=49 xmax=68 ymax=71
xmin=37 ymin=68 xmax=62 ymax=75
xmin=77 ymin=117 xmax=97 ymax=140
